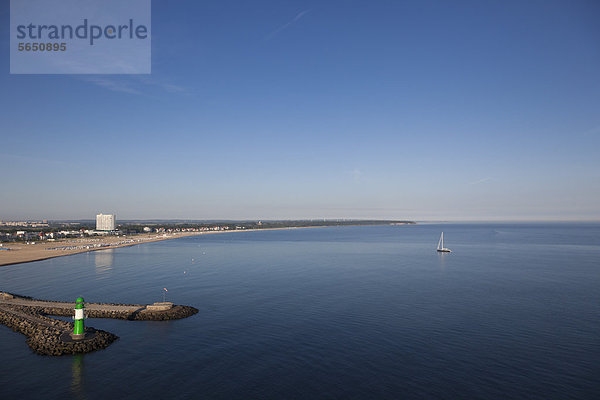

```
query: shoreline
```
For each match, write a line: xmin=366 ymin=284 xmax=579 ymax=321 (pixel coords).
xmin=0 ymin=223 xmax=412 ymax=267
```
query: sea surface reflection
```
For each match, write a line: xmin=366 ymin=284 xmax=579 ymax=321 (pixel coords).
xmin=1 ymin=224 xmax=599 ymax=399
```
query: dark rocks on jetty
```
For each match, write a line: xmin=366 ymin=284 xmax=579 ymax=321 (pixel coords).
xmin=0 ymin=304 xmax=118 ymax=356
xmin=0 ymin=292 xmax=199 ymax=356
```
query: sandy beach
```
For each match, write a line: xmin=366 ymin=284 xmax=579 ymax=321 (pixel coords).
xmin=0 ymin=231 xmax=211 ymax=267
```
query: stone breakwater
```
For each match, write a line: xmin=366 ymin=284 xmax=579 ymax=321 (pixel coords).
xmin=0 ymin=304 xmax=118 ymax=356
xmin=29 ymin=304 xmax=199 ymax=321
xmin=0 ymin=292 xmax=199 ymax=356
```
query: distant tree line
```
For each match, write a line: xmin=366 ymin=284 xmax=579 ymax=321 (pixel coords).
xmin=120 ymin=220 xmax=415 ymax=232
xmin=0 ymin=220 xmax=415 ymax=236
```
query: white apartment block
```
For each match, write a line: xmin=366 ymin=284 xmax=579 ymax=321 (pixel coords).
xmin=96 ymin=213 xmax=116 ymax=231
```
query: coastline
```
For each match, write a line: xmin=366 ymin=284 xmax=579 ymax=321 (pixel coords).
xmin=0 ymin=223 xmax=412 ymax=267
xmin=0 ymin=231 xmax=205 ymax=267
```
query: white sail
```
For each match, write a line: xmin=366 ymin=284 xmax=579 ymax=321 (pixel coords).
xmin=436 ymin=232 xmax=451 ymax=252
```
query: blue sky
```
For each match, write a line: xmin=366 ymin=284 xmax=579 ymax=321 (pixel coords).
xmin=1 ymin=0 xmax=599 ymax=221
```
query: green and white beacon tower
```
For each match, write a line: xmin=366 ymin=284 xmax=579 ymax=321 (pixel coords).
xmin=72 ymin=297 xmax=86 ymax=339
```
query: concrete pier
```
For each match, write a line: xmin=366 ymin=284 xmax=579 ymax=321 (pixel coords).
xmin=0 ymin=291 xmax=198 ymax=356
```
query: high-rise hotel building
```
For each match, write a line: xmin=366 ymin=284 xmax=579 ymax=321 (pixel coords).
xmin=96 ymin=213 xmax=116 ymax=231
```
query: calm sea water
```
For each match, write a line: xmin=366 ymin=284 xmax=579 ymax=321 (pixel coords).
xmin=0 ymin=224 xmax=598 ymax=399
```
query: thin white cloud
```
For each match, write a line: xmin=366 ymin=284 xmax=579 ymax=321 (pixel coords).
xmin=160 ymin=83 xmax=187 ymax=93
xmin=82 ymin=77 xmax=142 ymax=94
xmin=0 ymin=153 xmax=71 ymax=166
xmin=135 ymin=76 xmax=188 ymax=94
xmin=582 ymin=124 xmax=600 ymax=137
xmin=351 ymin=168 xmax=362 ymax=183
xmin=79 ymin=76 xmax=187 ymax=95
xmin=470 ymin=177 xmax=491 ymax=185
xmin=265 ymin=10 xmax=311 ymax=40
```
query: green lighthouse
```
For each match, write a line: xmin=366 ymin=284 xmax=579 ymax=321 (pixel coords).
xmin=72 ymin=297 xmax=86 ymax=339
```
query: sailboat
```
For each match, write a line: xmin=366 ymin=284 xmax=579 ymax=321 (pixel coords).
xmin=436 ymin=232 xmax=452 ymax=252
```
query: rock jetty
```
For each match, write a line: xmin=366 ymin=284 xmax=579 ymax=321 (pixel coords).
xmin=0 ymin=291 xmax=198 ymax=356
xmin=0 ymin=304 xmax=118 ymax=356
